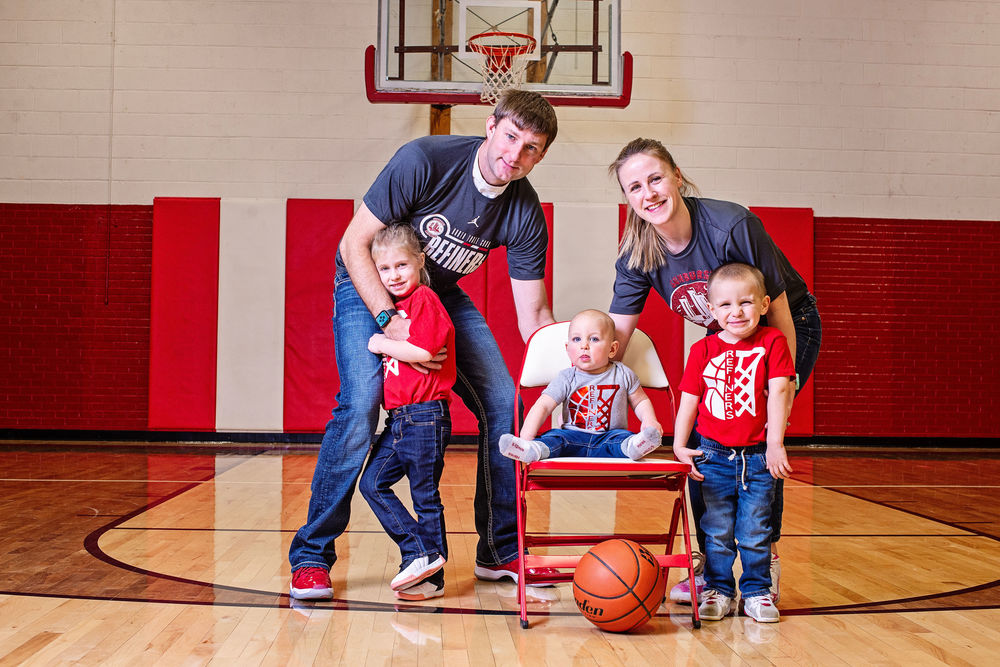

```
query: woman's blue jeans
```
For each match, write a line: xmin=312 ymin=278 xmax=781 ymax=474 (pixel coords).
xmin=359 ymin=400 xmax=450 ymax=569
xmin=288 ymin=269 xmax=519 ymax=572
xmin=689 ymin=293 xmax=822 ymax=551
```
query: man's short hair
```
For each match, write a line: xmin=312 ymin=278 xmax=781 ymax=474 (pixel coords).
xmin=492 ymin=89 xmax=558 ymax=150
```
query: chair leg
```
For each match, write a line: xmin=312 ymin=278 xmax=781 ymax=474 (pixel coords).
xmin=679 ymin=489 xmax=701 ymax=628
xmin=516 ymin=462 xmax=529 ymax=628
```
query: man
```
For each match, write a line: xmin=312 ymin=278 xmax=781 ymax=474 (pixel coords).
xmin=289 ymin=90 xmax=559 ymax=600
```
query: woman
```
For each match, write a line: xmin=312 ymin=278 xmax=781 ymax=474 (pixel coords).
xmin=607 ymin=137 xmax=822 ymax=605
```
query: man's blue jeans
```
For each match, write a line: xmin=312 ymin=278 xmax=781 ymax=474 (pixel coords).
xmin=536 ymin=427 xmax=633 ymax=458
xmin=359 ymin=400 xmax=450 ymax=569
xmin=288 ymin=267 xmax=518 ymax=572
xmin=696 ymin=436 xmax=774 ymax=600
xmin=689 ymin=293 xmax=822 ymax=551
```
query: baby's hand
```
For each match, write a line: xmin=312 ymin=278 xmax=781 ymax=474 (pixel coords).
xmin=367 ymin=333 xmax=387 ymax=354
xmin=673 ymin=445 xmax=704 ymax=481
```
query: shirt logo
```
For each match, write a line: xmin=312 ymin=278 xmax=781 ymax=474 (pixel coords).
xmin=702 ymin=348 xmax=765 ymax=419
xmin=670 ymin=280 xmax=714 ymax=326
xmin=566 ymin=384 xmax=620 ymax=432
xmin=417 ymin=213 xmax=493 ymax=276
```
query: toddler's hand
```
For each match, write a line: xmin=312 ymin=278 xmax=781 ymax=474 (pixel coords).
xmin=673 ymin=445 xmax=704 ymax=481
xmin=766 ymin=444 xmax=793 ymax=480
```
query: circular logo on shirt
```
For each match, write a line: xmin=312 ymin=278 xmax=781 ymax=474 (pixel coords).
xmin=669 ymin=280 xmax=715 ymax=327
xmin=420 ymin=214 xmax=450 ymax=238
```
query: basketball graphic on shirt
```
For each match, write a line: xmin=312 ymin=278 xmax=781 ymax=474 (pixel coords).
xmin=567 ymin=384 xmax=620 ymax=432
xmin=702 ymin=348 xmax=766 ymax=420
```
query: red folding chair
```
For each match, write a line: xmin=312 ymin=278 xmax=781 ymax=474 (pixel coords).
xmin=512 ymin=322 xmax=700 ymax=629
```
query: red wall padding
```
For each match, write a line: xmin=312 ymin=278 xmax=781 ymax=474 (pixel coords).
xmin=618 ymin=205 xmax=684 ymax=436
xmin=0 ymin=203 xmax=153 ymax=429
xmin=813 ymin=217 xmax=1000 ymax=437
xmin=283 ymin=199 xmax=353 ymax=432
xmin=148 ymin=198 xmax=220 ymax=430
xmin=3 ymin=203 xmax=999 ymax=439
xmin=450 ymin=203 xmax=554 ymax=434
xmin=751 ymin=206 xmax=814 ymax=436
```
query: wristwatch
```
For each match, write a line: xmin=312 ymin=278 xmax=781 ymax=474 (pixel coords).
xmin=375 ymin=308 xmax=398 ymax=329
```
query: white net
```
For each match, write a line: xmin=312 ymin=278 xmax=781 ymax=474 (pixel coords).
xmin=468 ymin=33 xmax=536 ymax=104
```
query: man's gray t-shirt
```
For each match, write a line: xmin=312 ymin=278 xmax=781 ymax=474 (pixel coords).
xmin=543 ymin=362 xmax=640 ymax=433
xmin=361 ymin=134 xmax=548 ymax=289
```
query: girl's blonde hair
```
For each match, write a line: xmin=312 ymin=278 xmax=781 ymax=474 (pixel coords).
xmin=370 ymin=224 xmax=431 ymax=288
xmin=608 ymin=138 xmax=699 ymax=273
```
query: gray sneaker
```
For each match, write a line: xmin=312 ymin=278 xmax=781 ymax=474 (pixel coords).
xmin=698 ymin=589 xmax=734 ymax=621
xmin=743 ymin=594 xmax=780 ymax=623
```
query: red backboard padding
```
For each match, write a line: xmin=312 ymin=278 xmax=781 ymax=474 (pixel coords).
xmin=148 ymin=197 xmax=220 ymax=430
xmin=284 ymin=199 xmax=354 ymax=431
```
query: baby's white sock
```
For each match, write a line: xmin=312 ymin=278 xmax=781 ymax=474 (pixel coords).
xmin=499 ymin=434 xmax=550 ymax=462
xmin=622 ymin=427 xmax=662 ymax=460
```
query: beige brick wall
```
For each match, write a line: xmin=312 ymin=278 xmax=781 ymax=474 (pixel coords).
xmin=1 ymin=0 xmax=998 ymax=219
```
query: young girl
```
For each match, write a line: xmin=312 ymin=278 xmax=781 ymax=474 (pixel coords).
xmin=359 ymin=224 xmax=456 ymax=601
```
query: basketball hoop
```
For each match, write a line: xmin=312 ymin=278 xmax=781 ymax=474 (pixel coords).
xmin=467 ymin=31 xmax=537 ymax=105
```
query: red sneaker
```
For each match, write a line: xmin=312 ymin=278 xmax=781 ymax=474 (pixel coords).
xmin=474 ymin=558 xmax=558 ymax=587
xmin=290 ymin=566 xmax=333 ymax=600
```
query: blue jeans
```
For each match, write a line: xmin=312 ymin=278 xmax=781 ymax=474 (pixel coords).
xmin=359 ymin=400 xmax=450 ymax=569
xmin=536 ymin=427 xmax=633 ymax=458
xmin=696 ymin=435 xmax=775 ymax=600
xmin=288 ymin=266 xmax=518 ymax=572
xmin=689 ymin=293 xmax=822 ymax=551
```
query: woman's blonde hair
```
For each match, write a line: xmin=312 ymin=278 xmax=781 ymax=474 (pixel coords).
xmin=370 ymin=224 xmax=431 ymax=288
xmin=609 ymin=138 xmax=699 ymax=273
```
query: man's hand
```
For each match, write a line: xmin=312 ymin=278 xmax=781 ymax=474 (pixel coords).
xmin=382 ymin=316 xmax=410 ymax=341
xmin=408 ymin=346 xmax=447 ymax=375
xmin=766 ymin=443 xmax=793 ymax=480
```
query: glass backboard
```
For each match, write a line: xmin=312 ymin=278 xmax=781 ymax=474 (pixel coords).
xmin=366 ymin=0 xmax=631 ymax=107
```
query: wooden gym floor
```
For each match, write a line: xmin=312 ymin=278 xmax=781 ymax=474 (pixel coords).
xmin=0 ymin=443 xmax=998 ymax=665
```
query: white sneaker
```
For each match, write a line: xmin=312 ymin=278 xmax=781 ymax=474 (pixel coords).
xmin=668 ymin=551 xmax=705 ymax=604
xmin=743 ymin=594 xmax=779 ymax=623
xmin=669 ymin=574 xmax=706 ymax=604
xmin=769 ymin=553 xmax=781 ymax=603
xmin=698 ymin=589 xmax=734 ymax=621
xmin=391 ymin=554 xmax=445 ymax=591
xmin=498 ymin=434 xmax=549 ymax=463
xmin=394 ymin=579 xmax=445 ymax=601
xmin=622 ymin=426 xmax=662 ymax=460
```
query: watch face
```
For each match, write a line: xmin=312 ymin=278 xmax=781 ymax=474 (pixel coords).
xmin=376 ymin=311 xmax=390 ymax=327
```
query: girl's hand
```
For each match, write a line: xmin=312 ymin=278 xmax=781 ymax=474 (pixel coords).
xmin=367 ymin=333 xmax=387 ymax=354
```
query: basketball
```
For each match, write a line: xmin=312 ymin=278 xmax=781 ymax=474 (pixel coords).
xmin=572 ymin=539 xmax=666 ymax=633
